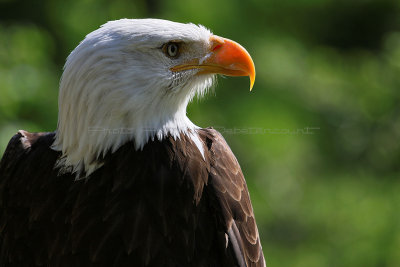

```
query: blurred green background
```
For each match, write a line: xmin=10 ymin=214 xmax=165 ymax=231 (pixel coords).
xmin=1 ymin=0 xmax=400 ymax=266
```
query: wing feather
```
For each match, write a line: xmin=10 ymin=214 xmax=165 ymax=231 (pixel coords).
xmin=199 ymin=128 xmax=266 ymax=267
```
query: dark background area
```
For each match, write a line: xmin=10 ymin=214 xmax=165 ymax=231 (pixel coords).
xmin=1 ymin=0 xmax=400 ymax=266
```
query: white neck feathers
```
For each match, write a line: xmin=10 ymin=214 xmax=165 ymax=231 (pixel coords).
xmin=51 ymin=19 xmax=214 ymax=177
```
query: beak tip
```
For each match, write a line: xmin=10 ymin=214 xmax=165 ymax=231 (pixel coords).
xmin=249 ymin=72 xmax=255 ymax=91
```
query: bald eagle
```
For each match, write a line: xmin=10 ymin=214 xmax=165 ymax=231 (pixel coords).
xmin=0 ymin=19 xmax=265 ymax=267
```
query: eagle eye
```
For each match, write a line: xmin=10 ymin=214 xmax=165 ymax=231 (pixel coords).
xmin=163 ymin=42 xmax=180 ymax=58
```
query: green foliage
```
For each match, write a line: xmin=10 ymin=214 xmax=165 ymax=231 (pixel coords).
xmin=1 ymin=0 xmax=399 ymax=266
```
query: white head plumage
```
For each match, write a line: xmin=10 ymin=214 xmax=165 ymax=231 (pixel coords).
xmin=51 ymin=18 xmax=255 ymax=177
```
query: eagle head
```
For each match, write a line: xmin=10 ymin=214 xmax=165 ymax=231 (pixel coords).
xmin=51 ymin=18 xmax=255 ymax=177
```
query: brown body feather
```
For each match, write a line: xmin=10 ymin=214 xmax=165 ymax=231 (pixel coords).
xmin=0 ymin=128 xmax=265 ymax=267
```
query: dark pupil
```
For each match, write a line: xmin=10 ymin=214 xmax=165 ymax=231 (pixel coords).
xmin=169 ymin=44 xmax=177 ymax=55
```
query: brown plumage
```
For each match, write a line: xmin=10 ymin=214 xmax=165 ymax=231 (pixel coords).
xmin=0 ymin=128 xmax=265 ymax=267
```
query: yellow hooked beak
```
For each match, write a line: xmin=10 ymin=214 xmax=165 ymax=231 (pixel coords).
xmin=170 ymin=35 xmax=256 ymax=91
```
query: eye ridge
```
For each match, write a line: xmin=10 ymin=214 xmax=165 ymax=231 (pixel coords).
xmin=163 ymin=42 xmax=180 ymax=58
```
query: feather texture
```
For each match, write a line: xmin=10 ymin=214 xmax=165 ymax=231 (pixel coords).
xmin=51 ymin=19 xmax=215 ymax=176
xmin=0 ymin=128 xmax=265 ymax=266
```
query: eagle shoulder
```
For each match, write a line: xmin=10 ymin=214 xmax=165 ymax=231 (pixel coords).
xmin=0 ymin=130 xmax=55 ymax=177
xmin=198 ymin=127 xmax=266 ymax=267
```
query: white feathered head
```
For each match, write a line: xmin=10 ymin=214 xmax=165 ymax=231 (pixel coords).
xmin=51 ymin=18 xmax=255 ymax=177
